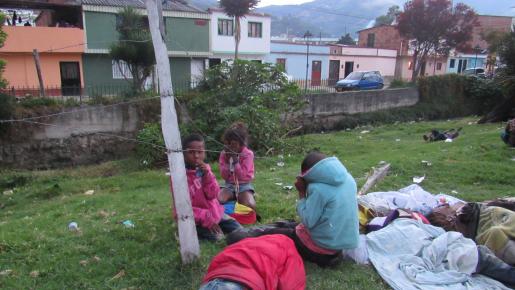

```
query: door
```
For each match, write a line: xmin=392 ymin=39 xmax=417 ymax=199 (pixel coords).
xmin=457 ymin=59 xmax=468 ymax=73
xmin=329 ymin=60 xmax=340 ymax=86
xmin=360 ymin=72 xmax=373 ymax=89
xmin=344 ymin=61 xmax=354 ymax=78
xmin=311 ymin=60 xmax=322 ymax=86
xmin=60 ymin=62 xmax=81 ymax=96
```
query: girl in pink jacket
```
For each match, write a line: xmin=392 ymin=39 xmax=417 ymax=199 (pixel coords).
xmin=182 ymin=134 xmax=241 ymax=241
xmin=218 ymin=122 xmax=257 ymax=211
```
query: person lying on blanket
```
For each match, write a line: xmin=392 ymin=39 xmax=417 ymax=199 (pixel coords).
xmin=227 ymin=151 xmax=359 ymax=267
xmin=427 ymin=199 xmax=515 ymax=265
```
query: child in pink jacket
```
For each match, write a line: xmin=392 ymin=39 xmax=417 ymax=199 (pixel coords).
xmin=218 ymin=122 xmax=257 ymax=211
xmin=182 ymin=133 xmax=241 ymax=241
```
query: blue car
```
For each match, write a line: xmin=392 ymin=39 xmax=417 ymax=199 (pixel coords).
xmin=335 ymin=71 xmax=384 ymax=92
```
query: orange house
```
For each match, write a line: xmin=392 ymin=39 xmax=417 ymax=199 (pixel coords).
xmin=0 ymin=26 xmax=84 ymax=96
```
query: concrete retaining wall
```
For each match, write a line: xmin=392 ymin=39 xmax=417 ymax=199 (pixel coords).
xmin=0 ymin=101 xmax=159 ymax=169
xmin=301 ymin=87 xmax=419 ymax=129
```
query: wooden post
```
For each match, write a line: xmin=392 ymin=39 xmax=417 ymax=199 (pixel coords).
xmin=358 ymin=163 xmax=391 ymax=196
xmin=32 ymin=49 xmax=45 ymax=98
xmin=145 ymin=0 xmax=200 ymax=264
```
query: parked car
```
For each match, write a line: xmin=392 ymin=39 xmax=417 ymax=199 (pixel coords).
xmin=462 ymin=67 xmax=486 ymax=78
xmin=334 ymin=71 xmax=384 ymax=92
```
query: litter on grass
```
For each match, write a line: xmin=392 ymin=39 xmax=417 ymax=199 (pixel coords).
xmin=274 ymin=183 xmax=283 ymax=186
xmin=276 ymin=162 xmax=285 ymax=167
xmin=360 ymin=130 xmax=370 ymax=134
xmin=421 ymin=160 xmax=432 ymax=166
xmin=68 ymin=222 xmax=79 ymax=231
xmin=395 ymin=139 xmax=401 ymax=142
xmin=283 ymin=186 xmax=293 ymax=190
xmin=122 ymin=220 xmax=135 ymax=228
xmin=84 ymin=190 xmax=95 ymax=196
xmin=29 ymin=270 xmax=39 ymax=278
xmin=412 ymin=175 xmax=425 ymax=184
xmin=3 ymin=190 xmax=13 ymax=196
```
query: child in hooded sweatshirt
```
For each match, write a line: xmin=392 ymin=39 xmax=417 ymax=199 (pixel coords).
xmin=182 ymin=134 xmax=241 ymax=241
xmin=218 ymin=122 xmax=257 ymax=212
xmin=227 ymin=151 xmax=359 ymax=267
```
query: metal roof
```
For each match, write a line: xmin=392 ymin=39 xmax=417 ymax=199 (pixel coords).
xmin=81 ymin=0 xmax=205 ymax=13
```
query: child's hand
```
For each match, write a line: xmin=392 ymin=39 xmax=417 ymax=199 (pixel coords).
xmin=295 ymin=176 xmax=307 ymax=199
xmin=209 ymin=223 xmax=223 ymax=236
xmin=198 ymin=162 xmax=209 ymax=175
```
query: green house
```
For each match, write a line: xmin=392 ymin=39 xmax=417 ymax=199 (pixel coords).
xmin=81 ymin=0 xmax=210 ymax=94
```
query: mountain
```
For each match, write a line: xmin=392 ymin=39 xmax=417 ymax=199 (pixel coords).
xmin=258 ymin=0 xmax=384 ymax=38
xmin=189 ymin=0 xmax=217 ymax=10
xmin=187 ymin=0 xmax=514 ymax=38
xmin=258 ymin=0 xmax=514 ymax=37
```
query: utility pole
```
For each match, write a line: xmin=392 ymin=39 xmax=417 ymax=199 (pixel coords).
xmin=304 ymin=30 xmax=312 ymax=94
xmin=32 ymin=49 xmax=45 ymax=97
xmin=145 ymin=0 xmax=200 ymax=264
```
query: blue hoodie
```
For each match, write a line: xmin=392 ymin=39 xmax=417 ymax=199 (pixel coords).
xmin=296 ymin=156 xmax=359 ymax=250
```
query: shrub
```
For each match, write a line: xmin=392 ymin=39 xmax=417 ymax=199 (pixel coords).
xmin=0 ymin=173 xmax=29 ymax=191
xmin=179 ymin=60 xmax=304 ymax=155
xmin=135 ymin=122 xmax=166 ymax=167
xmin=19 ymin=97 xmax=59 ymax=108
xmin=389 ymin=79 xmax=413 ymax=88
xmin=329 ymin=74 xmax=504 ymax=131
xmin=0 ymin=93 xmax=14 ymax=133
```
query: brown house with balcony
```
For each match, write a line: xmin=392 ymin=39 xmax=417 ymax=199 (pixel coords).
xmin=358 ymin=25 xmax=448 ymax=81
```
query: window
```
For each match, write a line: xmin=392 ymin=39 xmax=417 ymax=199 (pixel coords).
xmin=248 ymin=22 xmax=262 ymax=38
xmin=436 ymin=62 xmax=442 ymax=70
xmin=112 ymin=60 xmax=132 ymax=79
xmin=449 ymin=59 xmax=455 ymax=68
xmin=408 ymin=61 xmax=413 ymax=70
xmin=218 ymin=19 xmax=234 ymax=36
xmin=367 ymin=33 xmax=375 ymax=48
xmin=276 ymin=58 xmax=286 ymax=71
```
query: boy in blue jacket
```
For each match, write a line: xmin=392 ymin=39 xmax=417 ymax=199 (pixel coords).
xmin=227 ymin=151 xmax=359 ymax=267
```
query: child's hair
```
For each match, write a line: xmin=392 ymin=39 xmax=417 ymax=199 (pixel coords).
xmin=301 ymin=151 xmax=326 ymax=173
xmin=223 ymin=122 xmax=249 ymax=146
xmin=182 ymin=133 xmax=204 ymax=149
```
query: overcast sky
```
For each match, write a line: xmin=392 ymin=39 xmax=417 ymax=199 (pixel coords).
xmin=257 ymin=0 xmax=515 ymax=16
xmin=257 ymin=0 xmax=314 ymax=7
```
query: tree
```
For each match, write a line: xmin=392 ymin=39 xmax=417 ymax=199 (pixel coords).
xmin=374 ymin=5 xmax=400 ymax=27
xmin=397 ymin=0 xmax=478 ymax=80
xmin=0 ymin=12 xmax=8 ymax=89
xmin=337 ymin=33 xmax=355 ymax=45
xmin=219 ymin=0 xmax=259 ymax=60
xmin=109 ymin=7 xmax=155 ymax=93
xmin=479 ymin=28 xmax=515 ymax=123
xmin=182 ymin=60 xmax=304 ymax=153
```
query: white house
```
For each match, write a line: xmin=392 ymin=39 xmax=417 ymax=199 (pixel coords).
xmin=264 ymin=41 xmax=331 ymax=83
xmin=208 ymin=8 xmax=271 ymax=65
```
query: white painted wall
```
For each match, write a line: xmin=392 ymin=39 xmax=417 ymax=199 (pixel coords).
xmin=190 ymin=58 xmax=205 ymax=83
xmin=264 ymin=42 xmax=330 ymax=80
xmin=209 ymin=9 xmax=270 ymax=60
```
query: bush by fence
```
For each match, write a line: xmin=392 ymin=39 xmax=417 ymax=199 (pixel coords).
xmin=330 ymin=74 xmax=504 ymax=130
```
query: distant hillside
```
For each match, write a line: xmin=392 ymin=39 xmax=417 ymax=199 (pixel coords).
xmin=186 ymin=0 xmax=513 ymax=38
xmin=189 ymin=0 xmax=217 ymax=10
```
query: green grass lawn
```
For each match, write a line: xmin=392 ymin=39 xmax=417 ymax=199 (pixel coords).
xmin=1 ymin=117 xmax=514 ymax=289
